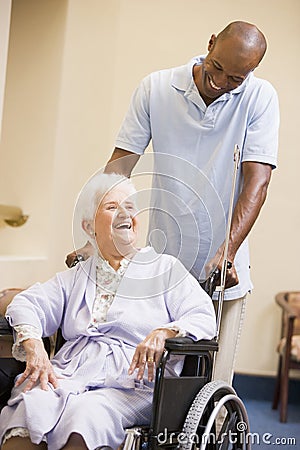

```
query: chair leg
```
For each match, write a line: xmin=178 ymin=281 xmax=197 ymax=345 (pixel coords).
xmin=272 ymin=356 xmax=282 ymax=410
xmin=279 ymin=356 xmax=289 ymax=422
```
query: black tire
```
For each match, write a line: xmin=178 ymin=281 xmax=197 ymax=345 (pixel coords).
xmin=180 ymin=380 xmax=250 ymax=450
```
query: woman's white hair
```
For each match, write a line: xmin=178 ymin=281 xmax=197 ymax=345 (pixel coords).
xmin=80 ymin=172 xmax=137 ymax=223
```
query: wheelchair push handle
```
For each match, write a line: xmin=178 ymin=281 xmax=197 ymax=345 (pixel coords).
xmin=200 ymin=268 xmax=221 ymax=299
xmin=214 ymin=144 xmax=240 ymax=341
xmin=201 ymin=145 xmax=240 ymax=342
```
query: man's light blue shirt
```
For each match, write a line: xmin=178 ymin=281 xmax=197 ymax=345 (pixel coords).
xmin=115 ymin=56 xmax=280 ymax=299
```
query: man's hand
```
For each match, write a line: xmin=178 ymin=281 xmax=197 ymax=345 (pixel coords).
xmin=128 ymin=328 xmax=177 ymax=382
xmin=205 ymin=244 xmax=238 ymax=290
xmin=65 ymin=241 xmax=94 ymax=268
xmin=15 ymin=338 xmax=59 ymax=392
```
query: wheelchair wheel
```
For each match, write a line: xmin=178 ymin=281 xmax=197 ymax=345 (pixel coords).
xmin=180 ymin=380 xmax=251 ymax=450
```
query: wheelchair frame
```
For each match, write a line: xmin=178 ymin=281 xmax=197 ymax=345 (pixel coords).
xmin=123 ymin=336 xmax=250 ymax=450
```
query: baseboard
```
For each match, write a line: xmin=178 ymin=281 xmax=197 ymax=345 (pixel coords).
xmin=232 ymin=373 xmax=300 ymax=404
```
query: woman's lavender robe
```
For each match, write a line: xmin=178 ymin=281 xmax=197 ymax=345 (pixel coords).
xmin=0 ymin=247 xmax=215 ymax=449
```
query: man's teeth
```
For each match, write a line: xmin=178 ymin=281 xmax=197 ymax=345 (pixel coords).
xmin=209 ymin=78 xmax=222 ymax=90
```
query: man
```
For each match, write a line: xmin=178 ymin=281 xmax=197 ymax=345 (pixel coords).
xmin=68 ymin=21 xmax=279 ymax=386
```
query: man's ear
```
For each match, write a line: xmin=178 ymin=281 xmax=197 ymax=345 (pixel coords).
xmin=82 ymin=220 xmax=95 ymax=237
xmin=208 ymin=34 xmax=217 ymax=51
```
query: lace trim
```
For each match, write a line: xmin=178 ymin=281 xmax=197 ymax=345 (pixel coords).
xmin=12 ymin=324 xmax=42 ymax=361
xmin=3 ymin=427 xmax=30 ymax=444
xmin=2 ymin=427 xmax=47 ymax=444
xmin=89 ymin=254 xmax=129 ymax=327
xmin=155 ymin=326 xmax=187 ymax=337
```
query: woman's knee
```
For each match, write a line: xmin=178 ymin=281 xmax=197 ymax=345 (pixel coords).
xmin=1 ymin=436 xmax=47 ymax=449
xmin=61 ymin=432 xmax=88 ymax=450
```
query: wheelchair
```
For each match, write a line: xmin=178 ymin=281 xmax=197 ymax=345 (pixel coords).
xmin=123 ymin=335 xmax=250 ymax=450
xmin=121 ymin=270 xmax=251 ymax=450
xmin=0 ymin=279 xmax=251 ymax=450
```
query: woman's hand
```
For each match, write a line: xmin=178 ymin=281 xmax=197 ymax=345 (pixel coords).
xmin=15 ymin=338 xmax=59 ymax=392
xmin=128 ymin=328 xmax=177 ymax=382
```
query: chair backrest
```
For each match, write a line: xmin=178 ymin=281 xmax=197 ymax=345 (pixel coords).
xmin=282 ymin=292 xmax=300 ymax=337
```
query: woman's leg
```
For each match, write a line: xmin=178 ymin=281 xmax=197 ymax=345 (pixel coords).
xmin=61 ymin=432 xmax=88 ymax=450
xmin=2 ymin=436 xmax=47 ymax=450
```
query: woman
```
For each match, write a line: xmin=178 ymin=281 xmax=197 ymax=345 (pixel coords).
xmin=0 ymin=173 xmax=216 ymax=450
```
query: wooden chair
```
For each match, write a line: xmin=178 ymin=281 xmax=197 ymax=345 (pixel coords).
xmin=272 ymin=291 xmax=300 ymax=422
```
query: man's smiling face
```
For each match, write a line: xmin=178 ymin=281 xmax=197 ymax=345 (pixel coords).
xmin=196 ymin=34 xmax=259 ymax=104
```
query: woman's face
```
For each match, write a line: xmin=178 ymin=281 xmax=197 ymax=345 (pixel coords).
xmin=93 ymin=183 xmax=139 ymax=258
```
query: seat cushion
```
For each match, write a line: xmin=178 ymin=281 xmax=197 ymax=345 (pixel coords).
xmin=277 ymin=335 xmax=300 ymax=362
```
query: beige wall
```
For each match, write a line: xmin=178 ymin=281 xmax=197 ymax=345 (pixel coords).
xmin=0 ymin=0 xmax=11 ymax=140
xmin=0 ymin=0 xmax=299 ymax=376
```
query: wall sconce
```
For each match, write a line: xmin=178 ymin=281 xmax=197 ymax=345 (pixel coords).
xmin=0 ymin=204 xmax=29 ymax=227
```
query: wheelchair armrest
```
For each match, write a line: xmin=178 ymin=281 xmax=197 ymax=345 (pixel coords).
xmin=164 ymin=337 xmax=218 ymax=353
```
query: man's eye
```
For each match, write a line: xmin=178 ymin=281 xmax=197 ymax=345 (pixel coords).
xmin=231 ymin=77 xmax=243 ymax=84
xmin=213 ymin=62 xmax=222 ymax=71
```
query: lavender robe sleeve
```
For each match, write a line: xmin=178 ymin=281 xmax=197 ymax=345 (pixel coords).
xmin=162 ymin=256 xmax=216 ymax=340
xmin=5 ymin=262 xmax=86 ymax=338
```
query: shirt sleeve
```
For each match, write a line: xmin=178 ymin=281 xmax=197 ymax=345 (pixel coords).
xmin=242 ymin=80 xmax=280 ymax=169
xmin=115 ymin=75 xmax=152 ymax=155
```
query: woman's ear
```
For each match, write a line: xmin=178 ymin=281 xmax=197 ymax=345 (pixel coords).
xmin=82 ymin=220 xmax=95 ymax=238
